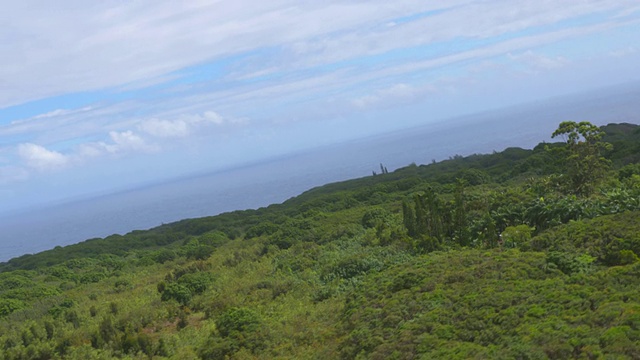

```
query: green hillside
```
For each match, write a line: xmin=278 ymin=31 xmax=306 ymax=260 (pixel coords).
xmin=1 ymin=121 xmax=640 ymax=359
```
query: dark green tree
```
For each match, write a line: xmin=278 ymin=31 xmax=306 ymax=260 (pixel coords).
xmin=160 ymin=283 xmax=192 ymax=306
xmin=403 ymin=191 xmax=445 ymax=246
xmin=453 ymin=180 xmax=470 ymax=246
xmin=217 ymin=307 xmax=262 ymax=337
xmin=551 ymin=121 xmax=612 ymax=196
xmin=402 ymin=200 xmax=417 ymax=237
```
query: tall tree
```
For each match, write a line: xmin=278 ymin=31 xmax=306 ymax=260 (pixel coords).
xmin=408 ymin=191 xmax=445 ymax=242
xmin=551 ymin=121 xmax=612 ymax=196
xmin=453 ymin=179 xmax=470 ymax=246
xmin=402 ymin=200 xmax=417 ymax=237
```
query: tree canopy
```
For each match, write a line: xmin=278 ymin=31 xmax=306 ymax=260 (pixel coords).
xmin=551 ymin=121 xmax=612 ymax=196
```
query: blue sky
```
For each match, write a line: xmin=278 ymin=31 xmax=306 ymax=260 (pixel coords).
xmin=1 ymin=1 xmax=640 ymax=213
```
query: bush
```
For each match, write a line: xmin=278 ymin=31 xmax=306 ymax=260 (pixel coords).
xmin=529 ymin=211 xmax=640 ymax=266
xmin=79 ymin=272 xmax=107 ymax=284
xmin=545 ymin=252 xmax=595 ymax=275
xmin=217 ymin=307 xmax=261 ymax=337
xmin=361 ymin=208 xmax=389 ymax=228
xmin=160 ymin=283 xmax=192 ymax=306
xmin=501 ymin=225 xmax=534 ymax=248
xmin=177 ymin=272 xmax=214 ymax=295
xmin=151 ymin=249 xmax=177 ymax=263
xmin=245 ymin=222 xmax=279 ymax=239
xmin=182 ymin=240 xmax=215 ymax=260
xmin=0 ymin=298 xmax=25 ymax=317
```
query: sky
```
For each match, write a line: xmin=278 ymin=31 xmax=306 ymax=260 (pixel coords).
xmin=1 ymin=1 xmax=640 ymax=214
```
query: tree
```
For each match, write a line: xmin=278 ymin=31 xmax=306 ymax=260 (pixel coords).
xmin=453 ymin=179 xmax=470 ymax=246
xmin=551 ymin=121 xmax=612 ymax=196
xmin=402 ymin=200 xmax=417 ymax=237
xmin=160 ymin=283 xmax=192 ymax=306
xmin=403 ymin=190 xmax=445 ymax=245
xmin=217 ymin=307 xmax=262 ymax=337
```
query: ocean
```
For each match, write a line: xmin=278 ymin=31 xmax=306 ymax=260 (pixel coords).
xmin=1 ymin=83 xmax=639 ymax=262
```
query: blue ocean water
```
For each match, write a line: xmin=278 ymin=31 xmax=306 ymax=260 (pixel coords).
xmin=1 ymin=83 xmax=639 ymax=262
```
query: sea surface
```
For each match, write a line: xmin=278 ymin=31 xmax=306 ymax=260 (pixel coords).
xmin=1 ymin=83 xmax=639 ymax=262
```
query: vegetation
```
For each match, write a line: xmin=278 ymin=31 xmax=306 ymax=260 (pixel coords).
xmin=551 ymin=121 xmax=612 ymax=196
xmin=1 ymin=122 xmax=640 ymax=359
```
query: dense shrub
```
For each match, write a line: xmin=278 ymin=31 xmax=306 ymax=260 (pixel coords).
xmin=529 ymin=211 xmax=640 ymax=265
xmin=160 ymin=283 xmax=192 ymax=306
xmin=216 ymin=307 xmax=262 ymax=337
xmin=0 ymin=298 xmax=25 ymax=317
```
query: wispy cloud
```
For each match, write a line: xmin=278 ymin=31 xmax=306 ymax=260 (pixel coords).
xmin=352 ymin=83 xmax=436 ymax=109
xmin=139 ymin=111 xmax=225 ymax=138
xmin=139 ymin=118 xmax=190 ymax=138
xmin=0 ymin=1 xmax=447 ymax=107
xmin=105 ymin=131 xmax=156 ymax=154
xmin=609 ymin=46 xmax=637 ymax=57
xmin=18 ymin=143 xmax=69 ymax=171
xmin=2 ymin=1 xmax=638 ymax=109
xmin=508 ymin=50 xmax=570 ymax=72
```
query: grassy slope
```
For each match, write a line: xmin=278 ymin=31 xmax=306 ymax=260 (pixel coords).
xmin=1 ymin=123 xmax=640 ymax=359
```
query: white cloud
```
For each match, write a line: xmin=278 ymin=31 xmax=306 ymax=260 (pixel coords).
xmin=354 ymin=21 xmax=614 ymax=84
xmin=30 ymin=107 xmax=93 ymax=120
xmin=6 ymin=107 xmax=238 ymax=176
xmin=17 ymin=143 xmax=69 ymax=171
xmin=3 ymin=106 xmax=95 ymax=137
xmin=72 ymin=130 xmax=158 ymax=160
xmin=105 ymin=131 xmax=157 ymax=153
xmin=508 ymin=50 xmax=570 ymax=71
xmin=0 ymin=1 xmax=443 ymax=107
xmin=1 ymin=1 xmax=637 ymax=108
xmin=283 ymin=0 xmax=638 ymax=68
xmin=352 ymin=83 xmax=434 ymax=109
xmin=185 ymin=16 xmax=629 ymax=118
xmin=181 ymin=111 xmax=224 ymax=125
xmin=138 ymin=111 xmax=225 ymax=138
xmin=139 ymin=118 xmax=190 ymax=138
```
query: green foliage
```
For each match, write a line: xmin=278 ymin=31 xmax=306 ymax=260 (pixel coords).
xmin=360 ymin=207 xmax=389 ymax=228
xmin=402 ymin=190 xmax=446 ymax=245
xmin=501 ymin=224 xmax=534 ymax=248
xmin=529 ymin=211 xmax=640 ymax=266
xmin=551 ymin=121 xmax=613 ymax=196
xmin=0 ymin=298 xmax=25 ymax=317
xmin=177 ymin=271 xmax=214 ymax=295
xmin=457 ymin=168 xmax=490 ymax=185
xmin=160 ymin=283 xmax=192 ymax=305
xmin=150 ymin=248 xmax=177 ymax=263
xmin=182 ymin=239 xmax=215 ymax=260
xmin=245 ymin=221 xmax=280 ymax=238
xmin=216 ymin=307 xmax=262 ymax=337
xmin=618 ymin=163 xmax=640 ymax=180
xmin=157 ymin=261 xmax=214 ymax=307
xmin=340 ymin=250 xmax=640 ymax=359
xmin=545 ymin=251 xmax=595 ymax=275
